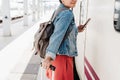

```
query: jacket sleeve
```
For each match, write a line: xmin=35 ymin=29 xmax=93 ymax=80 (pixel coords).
xmin=46 ymin=10 xmax=73 ymax=60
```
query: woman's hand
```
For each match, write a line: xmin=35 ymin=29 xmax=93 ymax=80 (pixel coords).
xmin=42 ymin=56 xmax=53 ymax=70
xmin=78 ymin=25 xmax=86 ymax=32
xmin=78 ymin=18 xmax=91 ymax=32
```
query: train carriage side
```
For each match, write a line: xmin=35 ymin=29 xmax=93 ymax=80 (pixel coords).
xmin=73 ymin=0 xmax=120 ymax=80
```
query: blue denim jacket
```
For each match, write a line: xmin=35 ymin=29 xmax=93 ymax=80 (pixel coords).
xmin=46 ymin=4 xmax=78 ymax=60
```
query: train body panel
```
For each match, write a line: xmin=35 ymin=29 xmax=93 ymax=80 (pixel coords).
xmin=74 ymin=0 xmax=120 ymax=80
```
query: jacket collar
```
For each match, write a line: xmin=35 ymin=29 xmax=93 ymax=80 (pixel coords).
xmin=59 ymin=3 xmax=70 ymax=9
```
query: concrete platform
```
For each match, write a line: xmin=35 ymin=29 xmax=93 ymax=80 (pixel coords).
xmin=0 ymin=15 xmax=42 ymax=80
xmin=0 ymin=15 xmax=35 ymax=50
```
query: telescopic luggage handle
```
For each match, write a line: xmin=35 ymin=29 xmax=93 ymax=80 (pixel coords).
xmin=49 ymin=65 xmax=56 ymax=71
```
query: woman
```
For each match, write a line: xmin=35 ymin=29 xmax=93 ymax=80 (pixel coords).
xmin=42 ymin=0 xmax=85 ymax=80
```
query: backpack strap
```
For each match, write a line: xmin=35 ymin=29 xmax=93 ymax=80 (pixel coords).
xmin=50 ymin=8 xmax=68 ymax=22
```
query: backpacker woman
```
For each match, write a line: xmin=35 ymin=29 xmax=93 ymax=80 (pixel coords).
xmin=42 ymin=0 xmax=86 ymax=80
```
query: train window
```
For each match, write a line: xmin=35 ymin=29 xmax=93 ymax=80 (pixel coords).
xmin=79 ymin=0 xmax=89 ymax=25
xmin=114 ymin=0 xmax=120 ymax=32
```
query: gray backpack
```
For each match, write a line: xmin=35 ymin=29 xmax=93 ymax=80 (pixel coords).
xmin=33 ymin=8 xmax=73 ymax=58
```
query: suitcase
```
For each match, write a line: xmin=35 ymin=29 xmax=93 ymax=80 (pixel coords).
xmin=37 ymin=62 xmax=56 ymax=80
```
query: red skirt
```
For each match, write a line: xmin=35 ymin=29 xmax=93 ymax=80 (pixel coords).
xmin=46 ymin=55 xmax=74 ymax=80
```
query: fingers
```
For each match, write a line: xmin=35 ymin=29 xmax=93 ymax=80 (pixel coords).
xmin=78 ymin=28 xmax=85 ymax=32
xmin=78 ymin=25 xmax=85 ymax=29
xmin=41 ymin=57 xmax=52 ymax=69
xmin=42 ymin=60 xmax=51 ymax=70
xmin=41 ymin=56 xmax=53 ymax=69
xmin=78 ymin=24 xmax=87 ymax=32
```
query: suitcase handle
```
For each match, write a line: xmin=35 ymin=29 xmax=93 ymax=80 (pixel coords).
xmin=40 ymin=62 xmax=56 ymax=71
xmin=49 ymin=65 xmax=56 ymax=71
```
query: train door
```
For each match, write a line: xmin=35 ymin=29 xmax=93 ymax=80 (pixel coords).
xmin=73 ymin=0 xmax=89 ymax=80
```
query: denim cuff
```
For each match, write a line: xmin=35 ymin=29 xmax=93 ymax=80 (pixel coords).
xmin=46 ymin=51 xmax=56 ymax=60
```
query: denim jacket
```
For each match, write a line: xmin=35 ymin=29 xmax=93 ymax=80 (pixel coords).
xmin=46 ymin=4 xmax=78 ymax=60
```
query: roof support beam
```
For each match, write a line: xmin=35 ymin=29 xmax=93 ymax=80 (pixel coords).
xmin=23 ymin=0 xmax=28 ymax=26
xmin=2 ymin=0 xmax=11 ymax=36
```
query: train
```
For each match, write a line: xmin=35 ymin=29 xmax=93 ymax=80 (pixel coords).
xmin=73 ymin=0 xmax=120 ymax=80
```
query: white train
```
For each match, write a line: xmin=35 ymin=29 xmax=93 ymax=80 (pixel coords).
xmin=73 ymin=0 xmax=120 ymax=80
